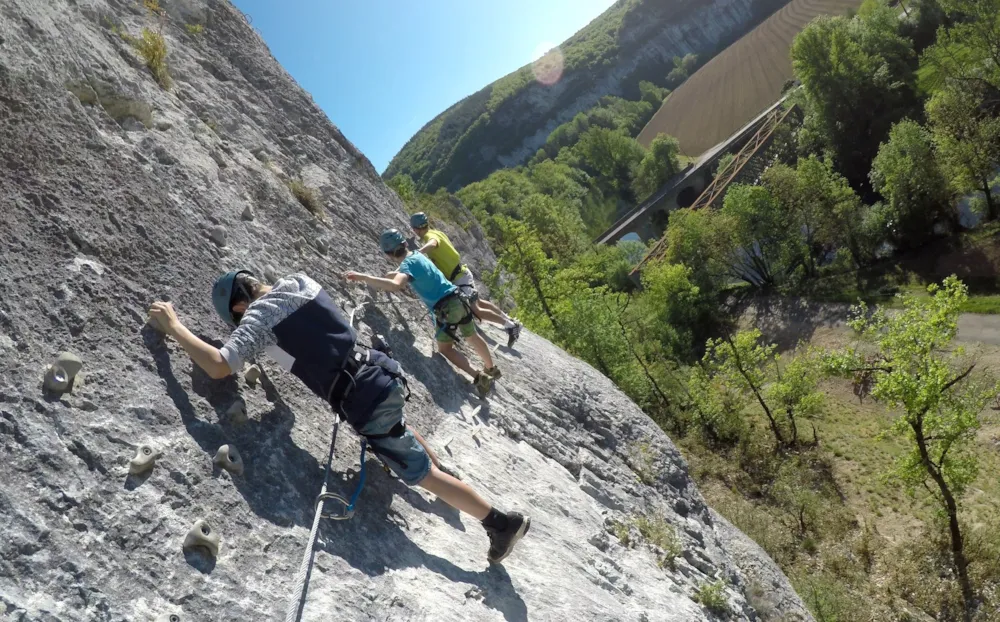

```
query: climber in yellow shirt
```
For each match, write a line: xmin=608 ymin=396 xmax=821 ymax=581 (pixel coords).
xmin=410 ymin=212 xmax=522 ymax=348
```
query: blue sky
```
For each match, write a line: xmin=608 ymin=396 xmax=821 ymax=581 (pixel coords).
xmin=230 ymin=0 xmax=617 ymax=174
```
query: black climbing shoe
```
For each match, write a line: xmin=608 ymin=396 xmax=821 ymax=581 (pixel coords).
xmin=474 ymin=372 xmax=493 ymax=398
xmin=505 ymin=321 xmax=522 ymax=348
xmin=486 ymin=512 xmax=531 ymax=563
xmin=485 ymin=366 xmax=502 ymax=380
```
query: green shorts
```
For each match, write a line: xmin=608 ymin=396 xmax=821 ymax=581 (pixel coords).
xmin=433 ymin=294 xmax=476 ymax=344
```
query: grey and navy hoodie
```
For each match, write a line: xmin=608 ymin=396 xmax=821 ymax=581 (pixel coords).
xmin=219 ymin=274 xmax=394 ymax=427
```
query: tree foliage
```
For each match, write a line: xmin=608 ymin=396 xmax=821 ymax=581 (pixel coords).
xmin=791 ymin=5 xmax=918 ymax=193
xmin=926 ymin=86 xmax=1000 ymax=220
xmin=633 ymin=133 xmax=682 ymax=201
xmin=824 ymin=277 xmax=995 ymax=618
xmin=870 ymin=119 xmax=951 ymax=246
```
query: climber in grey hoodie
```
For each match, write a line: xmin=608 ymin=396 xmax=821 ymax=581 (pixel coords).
xmin=147 ymin=269 xmax=530 ymax=563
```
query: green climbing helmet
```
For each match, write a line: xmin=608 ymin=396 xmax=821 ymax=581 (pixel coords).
xmin=379 ymin=228 xmax=406 ymax=254
xmin=212 ymin=269 xmax=253 ymax=327
xmin=409 ymin=212 xmax=429 ymax=228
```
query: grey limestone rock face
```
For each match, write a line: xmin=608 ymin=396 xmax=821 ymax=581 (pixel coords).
xmin=0 ymin=1 xmax=809 ymax=620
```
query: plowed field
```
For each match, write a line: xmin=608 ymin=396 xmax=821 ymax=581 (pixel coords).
xmin=637 ymin=0 xmax=862 ymax=156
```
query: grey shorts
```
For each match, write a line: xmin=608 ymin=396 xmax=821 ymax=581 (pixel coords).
xmin=355 ymin=379 xmax=431 ymax=486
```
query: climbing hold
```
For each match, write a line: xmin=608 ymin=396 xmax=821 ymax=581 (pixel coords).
xmin=244 ymin=364 xmax=261 ymax=386
xmin=209 ymin=225 xmax=227 ymax=247
xmin=241 ymin=205 xmax=254 ymax=221
xmin=293 ymin=237 xmax=305 ymax=251
xmin=315 ymin=238 xmax=328 ymax=254
xmin=213 ymin=444 xmax=244 ymax=476
xmin=182 ymin=519 xmax=220 ymax=558
xmin=264 ymin=265 xmax=279 ymax=284
xmin=226 ymin=398 xmax=247 ymax=424
xmin=154 ymin=615 xmax=181 ymax=622
xmin=44 ymin=352 xmax=83 ymax=392
xmin=128 ymin=444 xmax=160 ymax=475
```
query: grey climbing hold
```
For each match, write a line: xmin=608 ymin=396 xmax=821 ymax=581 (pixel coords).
xmin=226 ymin=398 xmax=247 ymax=424
xmin=128 ymin=444 xmax=160 ymax=475
xmin=209 ymin=225 xmax=227 ymax=247
xmin=315 ymin=238 xmax=328 ymax=254
xmin=244 ymin=364 xmax=261 ymax=386
xmin=293 ymin=237 xmax=305 ymax=251
xmin=154 ymin=615 xmax=181 ymax=622
xmin=213 ymin=444 xmax=244 ymax=476
xmin=182 ymin=519 xmax=220 ymax=558
xmin=264 ymin=265 xmax=279 ymax=284
xmin=241 ymin=205 xmax=254 ymax=221
xmin=43 ymin=352 xmax=83 ymax=392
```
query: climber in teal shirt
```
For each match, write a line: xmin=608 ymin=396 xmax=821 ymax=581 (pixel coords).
xmin=345 ymin=228 xmax=500 ymax=398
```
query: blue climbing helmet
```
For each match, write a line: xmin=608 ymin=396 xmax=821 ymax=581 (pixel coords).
xmin=409 ymin=212 xmax=429 ymax=228
xmin=379 ymin=228 xmax=407 ymax=254
xmin=212 ymin=270 xmax=254 ymax=327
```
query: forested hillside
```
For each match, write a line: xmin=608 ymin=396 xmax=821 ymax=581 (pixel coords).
xmin=393 ymin=0 xmax=1000 ymax=618
xmin=384 ymin=0 xmax=787 ymax=192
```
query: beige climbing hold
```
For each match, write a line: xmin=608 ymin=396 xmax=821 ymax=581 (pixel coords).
xmin=213 ymin=444 xmax=244 ymax=476
xmin=244 ymin=364 xmax=261 ymax=386
xmin=43 ymin=352 xmax=83 ymax=392
xmin=155 ymin=614 xmax=181 ymax=622
xmin=128 ymin=444 xmax=160 ymax=475
xmin=226 ymin=398 xmax=247 ymax=424
xmin=440 ymin=436 xmax=454 ymax=450
xmin=183 ymin=519 xmax=220 ymax=558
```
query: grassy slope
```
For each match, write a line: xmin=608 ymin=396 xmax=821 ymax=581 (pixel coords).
xmin=638 ymin=0 xmax=862 ymax=155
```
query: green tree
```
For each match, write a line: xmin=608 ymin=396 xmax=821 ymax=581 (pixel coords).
xmin=639 ymin=80 xmax=670 ymax=108
xmin=695 ymin=329 xmax=820 ymax=449
xmin=666 ymin=53 xmax=698 ymax=88
xmin=870 ymin=119 xmax=952 ymax=246
xmin=486 ymin=215 xmax=560 ymax=334
xmin=926 ymin=86 xmax=1000 ymax=220
xmin=456 ymin=168 xmax=536 ymax=219
xmin=920 ymin=0 xmax=1000 ymax=94
xmin=576 ymin=127 xmax=646 ymax=201
xmin=763 ymin=156 xmax=870 ymax=270
xmin=791 ymin=6 xmax=918 ymax=193
xmin=663 ymin=208 xmax=727 ymax=295
xmin=387 ymin=174 xmax=417 ymax=204
xmin=719 ymin=184 xmax=800 ymax=289
xmin=520 ymin=194 xmax=588 ymax=265
xmin=824 ymin=277 xmax=995 ymax=619
xmin=633 ymin=133 xmax=682 ymax=201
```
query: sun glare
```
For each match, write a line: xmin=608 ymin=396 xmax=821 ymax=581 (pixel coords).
xmin=532 ymin=42 xmax=564 ymax=86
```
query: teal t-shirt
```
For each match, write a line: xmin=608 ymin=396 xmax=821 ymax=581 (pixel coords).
xmin=399 ymin=252 xmax=457 ymax=311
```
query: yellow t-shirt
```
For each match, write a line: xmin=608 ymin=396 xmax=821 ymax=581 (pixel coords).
xmin=421 ymin=229 xmax=468 ymax=281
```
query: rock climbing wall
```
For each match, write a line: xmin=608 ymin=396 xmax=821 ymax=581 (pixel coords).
xmin=0 ymin=1 xmax=811 ymax=621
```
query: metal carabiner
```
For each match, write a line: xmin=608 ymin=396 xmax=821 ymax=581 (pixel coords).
xmin=316 ymin=492 xmax=355 ymax=521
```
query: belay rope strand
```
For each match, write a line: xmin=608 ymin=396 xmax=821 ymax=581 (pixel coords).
xmin=284 ymin=303 xmax=369 ymax=622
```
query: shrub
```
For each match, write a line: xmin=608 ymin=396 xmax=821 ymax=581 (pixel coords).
xmin=695 ymin=580 xmax=730 ymax=615
xmin=633 ymin=514 xmax=683 ymax=568
xmin=186 ymin=23 xmax=204 ymax=36
xmin=288 ymin=179 xmax=322 ymax=217
xmin=133 ymin=28 xmax=171 ymax=89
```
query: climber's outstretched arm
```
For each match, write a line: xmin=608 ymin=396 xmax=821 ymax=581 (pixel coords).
xmin=344 ymin=271 xmax=409 ymax=292
xmin=148 ymin=301 xmax=231 ymax=379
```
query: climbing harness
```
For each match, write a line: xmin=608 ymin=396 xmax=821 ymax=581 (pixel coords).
xmin=432 ymin=291 xmax=476 ymax=342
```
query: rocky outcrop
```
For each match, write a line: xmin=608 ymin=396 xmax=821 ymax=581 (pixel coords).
xmin=384 ymin=0 xmax=787 ymax=192
xmin=0 ymin=1 xmax=809 ymax=620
